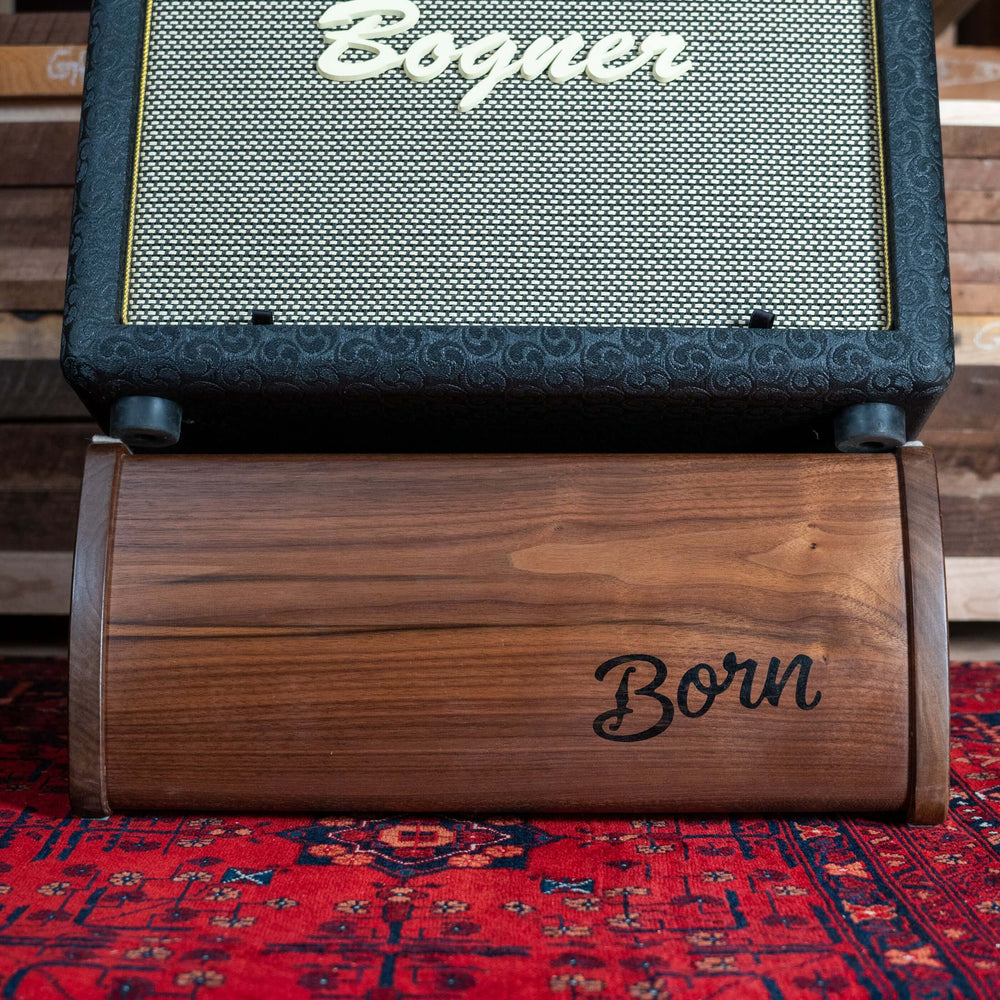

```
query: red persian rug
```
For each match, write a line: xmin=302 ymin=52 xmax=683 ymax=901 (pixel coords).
xmin=1 ymin=658 xmax=998 ymax=1000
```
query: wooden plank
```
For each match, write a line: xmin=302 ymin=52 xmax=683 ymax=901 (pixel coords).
xmin=952 ymin=283 xmax=1000 ymax=314
xmin=950 ymin=251 xmax=1000 ymax=282
xmin=0 ymin=423 xmax=94 ymax=552
xmin=0 ymin=489 xmax=81 ymax=551
xmin=0 ymin=359 xmax=88 ymax=419
xmin=950 ymin=222 xmax=1000 ymax=252
xmin=924 ymin=366 xmax=1000 ymax=436
xmin=68 ymin=443 xmax=119 ymax=817
xmin=943 ymin=125 xmax=1000 ymax=158
xmin=949 ymin=623 xmax=1000 ymax=661
xmin=0 ymin=422 xmax=93 ymax=489
xmin=0 ymin=45 xmax=85 ymax=98
xmin=0 ymin=121 xmax=77 ymax=186
xmin=0 ymin=550 xmax=72 ymax=615
xmin=940 ymin=495 xmax=1000 ymax=557
xmin=947 ymin=190 xmax=1000 ymax=223
xmin=0 ymin=188 xmax=73 ymax=247
xmin=945 ymin=157 xmax=1000 ymax=190
xmin=933 ymin=0 xmax=982 ymax=36
xmin=940 ymin=100 xmax=1000 ymax=127
xmin=0 ymin=312 xmax=61 ymax=360
xmin=928 ymin=364 xmax=1000 ymax=559
xmin=3 ymin=527 xmax=988 ymax=623
xmin=945 ymin=557 xmax=1000 ymax=621
xmin=0 ymin=13 xmax=89 ymax=46
xmin=0 ymin=191 xmax=72 ymax=309
xmin=922 ymin=366 xmax=1000 ymax=519
xmin=938 ymin=46 xmax=1000 ymax=101
xmin=957 ymin=4 xmax=1000 ymax=48
xmin=954 ymin=315 xmax=1000 ymax=365
xmin=0 ymin=247 xmax=66 ymax=311
xmin=0 ymin=100 xmax=81 ymax=124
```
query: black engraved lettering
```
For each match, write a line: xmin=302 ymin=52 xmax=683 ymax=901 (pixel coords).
xmin=593 ymin=651 xmax=822 ymax=740
xmin=677 ymin=662 xmax=720 ymax=718
xmin=593 ymin=654 xmax=674 ymax=743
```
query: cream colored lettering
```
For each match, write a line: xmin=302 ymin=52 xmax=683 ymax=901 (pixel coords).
xmin=585 ymin=31 xmax=642 ymax=83
xmin=402 ymin=30 xmax=457 ymax=82
xmin=317 ymin=1 xmax=417 ymax=80
xmin=456 ymin=32 xmax=521 ymax=111
xmin=519 ymin=33 xmax=588 ymax=84
xmin=650 ymin=32 xmax=693 ymax=83
xmin=316 ymin=1 xmax=693 ymax=110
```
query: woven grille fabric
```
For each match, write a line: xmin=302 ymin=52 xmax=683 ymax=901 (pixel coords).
xmin=126 ymin=0 xmax=889 ymax=329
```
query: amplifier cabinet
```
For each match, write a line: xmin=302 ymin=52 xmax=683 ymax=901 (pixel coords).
xmin=62 ymin=0 xmax=952 ymax=452
xmin=69 ymin=446 xmax=949 ymax=819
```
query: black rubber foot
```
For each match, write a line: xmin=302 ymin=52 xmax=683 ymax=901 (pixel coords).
xmin=110 ymin=396 xmax=182 ymax=449
xmin=834 ymin=402 xmax=906 ymax=454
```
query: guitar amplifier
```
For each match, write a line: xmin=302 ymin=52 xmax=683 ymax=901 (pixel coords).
xmin=61 ymin=0 xmax=953 ymax=452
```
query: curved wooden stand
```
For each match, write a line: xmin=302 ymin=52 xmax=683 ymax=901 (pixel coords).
xmin=69 ymin=448 xmax=949 ymax=821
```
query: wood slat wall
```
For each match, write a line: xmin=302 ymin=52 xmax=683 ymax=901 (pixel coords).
xmin=1 ymin=13 xmax=93 ymax=617
xmin=0 ymin=12 xmax=997 ymax=620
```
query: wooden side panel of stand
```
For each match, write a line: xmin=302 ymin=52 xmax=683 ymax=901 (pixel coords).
xmin=898 ymin=448 xmax=951 ymax=824
xmin=67 ymin=443 xmax=122 ymax=818
xmin=95 ymin=453 xmax=912 ymax=816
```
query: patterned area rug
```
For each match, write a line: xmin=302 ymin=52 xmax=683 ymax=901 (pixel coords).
xmin=1 ymin=658 xmax=998 ymax=999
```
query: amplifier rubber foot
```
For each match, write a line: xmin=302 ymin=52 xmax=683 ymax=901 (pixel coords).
xmin=110 ymin=396 xmax=183 ymax=449
xmin=834 ymin=402 xmax=907 ymax=453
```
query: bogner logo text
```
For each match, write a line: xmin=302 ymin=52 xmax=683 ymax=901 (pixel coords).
xmin=316 ymin=1 xmax=694 ymax=111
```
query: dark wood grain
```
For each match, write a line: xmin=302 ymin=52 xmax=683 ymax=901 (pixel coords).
xmin=0 ymin=13 xmax=89 ymax=46
xmin=938 ymin=45 xmax=1000 ymax=100
xmin=951 ymin=251 xmax=1000 ymax=283
xmin=68 ymin=442 xmax=123 ymax=818
xmin=0 ymin=187 xmax=73 ymax=311
xmin=947 ymin=191 xmax=1000 ymax=225
xmin=922 ymin=367 xmax=1000 ymax=559
xmin=943 ymin=125 xmax=1000 ymax=158
xmin=933 ymin=0 xmax=982 ymax=35
xmin=0 ymin=423 xmax=97 ymax=551
xmin=0 ymin=188 xmax=73 ymax=247
xmin=0 ymin=311 xmax=62 ymax=359
xmin=957 ymin=3 xmax=1000 ymax=46
xmin=945 ymin=158 xmax=1000 ymax=191
xmin=78 ymin=451 xmax=923 ymax=816
xmin=0 ymin=122 xmax=78 ymax=186
xmin=939 ymin=496 xmax=1000 ymax=556
xmin=0 ymin=550 xmax=72 ymax=615
xmin=0 ymin=490 xmax=81 ymax=551
xmin=949 ymin=222 xmax=1000 ymax=252
xmin=922 ymin=366 xmax=1000 ymax=481
xmin=897 ymin=447 xmax=951 ymax=824
xmin=953 ymin=283 xmax=1000 ymax=314
xmin=0 ymin=360 xmax=88 ymax=419
xmin=0 ymin=248 xmax=67 ymax=311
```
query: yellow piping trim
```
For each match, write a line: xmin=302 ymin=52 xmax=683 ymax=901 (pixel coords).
xmin=121 ymin=0 xmax=154 ymax=324
xmin=871 ymin=0 xmax=893 ymax=329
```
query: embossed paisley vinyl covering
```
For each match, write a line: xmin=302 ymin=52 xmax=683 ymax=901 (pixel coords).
xmin=124 ymin=0 xmax=890 ymax=329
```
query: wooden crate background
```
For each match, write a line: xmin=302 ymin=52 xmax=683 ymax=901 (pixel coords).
xmin=0 ymin=5 xmax=998 ymax=621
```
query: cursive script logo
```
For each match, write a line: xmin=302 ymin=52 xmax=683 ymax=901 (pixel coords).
xmin=317 ymin=2 xmax=693 ymax=111
xmin=593 ymin=652 xmax=822 ymax=743
xmin=47 ymin=45 xmax=86 ymax=87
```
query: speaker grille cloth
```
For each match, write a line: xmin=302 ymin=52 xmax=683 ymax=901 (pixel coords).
xmin=125 ymin=0 xmax=889 ymax=329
